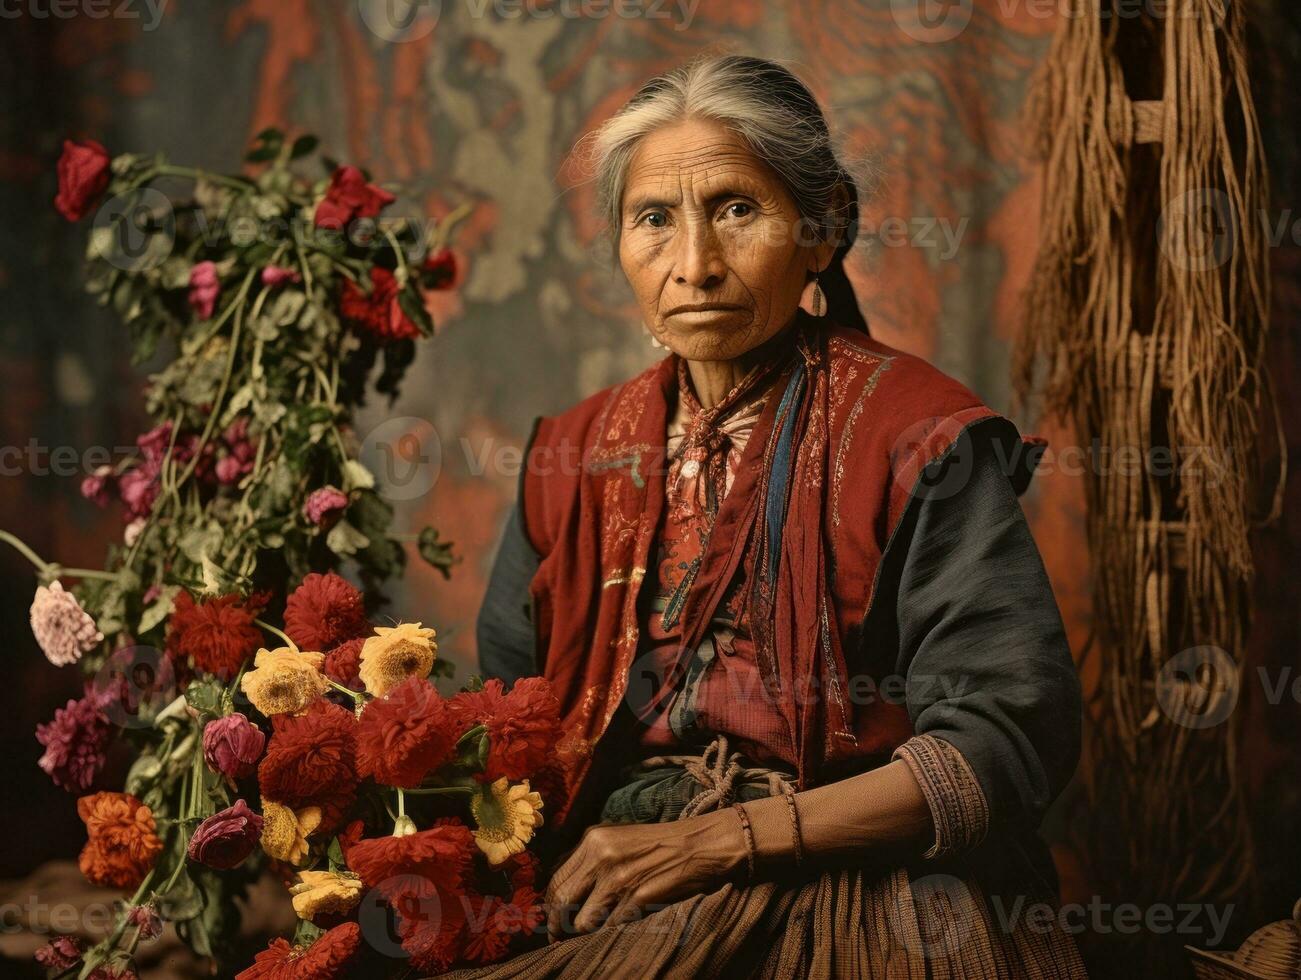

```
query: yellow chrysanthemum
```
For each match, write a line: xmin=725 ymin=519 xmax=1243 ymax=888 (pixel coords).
xmin=260 ymin=802 xmax=321 ymax=866
xmin=357 ymin=622 xmax=437 ymax=697
xmin=289 ymin=869 xmax=364 ymax=921
xmin=240 ymin=646 xmax=327 ymax=716
xmin=470 ymin=777 xmax=544 ymax=866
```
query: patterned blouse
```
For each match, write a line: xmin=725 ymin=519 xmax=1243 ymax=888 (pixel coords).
xmin=629 ymin=361 xmax=793 ymax=765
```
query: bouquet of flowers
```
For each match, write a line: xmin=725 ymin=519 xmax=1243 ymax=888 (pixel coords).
xmin=9 ymin=133 xmax=569 ymax=978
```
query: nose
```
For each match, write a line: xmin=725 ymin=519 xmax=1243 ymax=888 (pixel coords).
xmin=673 ymin=220 xmax=726 ymax=290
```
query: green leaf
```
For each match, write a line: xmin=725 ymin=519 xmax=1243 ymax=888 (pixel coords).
xmin=185 ymin=678 xmax=224 ymax=716
xmin=397 ymin=285 xmax=435 ymax=337
xmin=325 ymin=519 xmax=370 ymax=556
xmin=124 ymin=753 xmax=163 ymax=796
xmin=157 ymin=869 xmax=203 ymax=923
xmin=139 ymin=583 xmax=181 ymax=634
xmin=327 ymin=836 xmax=346 ymax=871
xmin=417 ymin=526 xmax=456 ymax=579
xmin=291 ymin=134 xmax=320 ymax=159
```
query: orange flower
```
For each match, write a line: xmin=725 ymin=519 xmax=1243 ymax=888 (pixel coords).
xmin=76 ymin=792 xmax=163 ymax=890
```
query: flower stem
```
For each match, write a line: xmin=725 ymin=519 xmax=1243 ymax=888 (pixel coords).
xmin=0 ymin=529 xmax=50 ymax=572
xmin=456 ymin=724 xmax=486 ymax=748
xmin=403 ymin=785 xmax=476 ymax=796
xmin=253 ymin=618 xmax=296 ymax=650
xmin=0 ymin=532 xmax=123 ymax=584
xmin=324 ymin=676 xmax=365 ymax=704
xmin=154 ymin=164 xmax=254 ymax=192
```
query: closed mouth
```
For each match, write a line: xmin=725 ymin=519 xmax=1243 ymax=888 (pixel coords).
xmin=665 ymin=303 xmax=746 ymax=316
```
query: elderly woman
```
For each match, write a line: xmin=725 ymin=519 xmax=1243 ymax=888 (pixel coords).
xmin=469 ymin=54 xmax=1086 ymax=978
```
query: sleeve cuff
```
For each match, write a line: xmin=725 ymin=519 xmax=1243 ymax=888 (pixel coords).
xmin=892 ymin=733 xmax=990 ymax=860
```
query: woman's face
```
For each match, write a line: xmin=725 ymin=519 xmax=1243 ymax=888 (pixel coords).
xmin=618 ymin=117 xmax=833 ymax=363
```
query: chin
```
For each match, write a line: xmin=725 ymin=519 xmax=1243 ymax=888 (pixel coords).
xmin=657 ymin=313 xmax=767 ymax=361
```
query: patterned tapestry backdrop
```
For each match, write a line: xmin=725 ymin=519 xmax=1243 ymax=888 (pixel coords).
xmin=0 ymin=0 xmax=1297 ymax=964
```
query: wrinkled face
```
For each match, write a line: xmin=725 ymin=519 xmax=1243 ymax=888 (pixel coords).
xmin=618 ymin=117 xmax=830 ymax=362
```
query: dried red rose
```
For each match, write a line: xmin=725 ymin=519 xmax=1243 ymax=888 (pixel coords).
xmin=55 ymin=139 xmax=111 ymax=221
xmin=259 ymin=700 xmax=358 ymax=834
xmin=421 ymin=247 xmax=457 ymax=290
xmin=355 ymin=677 xmax=457 ymax=788
xmin=167 ymin=592 xmax=267 ymax=681
xmin=449 ymin=677 xmax=561 ymax=781
xmin=282 ymin=572 xmax=369 ymax=652
xmin=338 ymin=268 xmax=422 ymax=342
xmin=188 ymin=800 xmax=263 ymax=870
xmin=313 ymin=165 xmax=394 ymax=229
xmin=202 ymin=713 xmax=266 ymax=781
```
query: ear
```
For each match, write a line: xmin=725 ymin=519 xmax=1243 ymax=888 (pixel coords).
xmin=808 ymin=181 xmax=851 ymax=277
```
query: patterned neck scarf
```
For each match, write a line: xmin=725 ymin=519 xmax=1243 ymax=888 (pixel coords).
xmin=666 ymin=338 xmax=794 ymax=520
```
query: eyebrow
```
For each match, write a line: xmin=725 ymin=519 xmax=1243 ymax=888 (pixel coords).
xmin=623 ymin=193 xmax=677 ymax=217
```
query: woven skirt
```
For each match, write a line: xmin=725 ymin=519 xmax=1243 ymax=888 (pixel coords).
xmin=441 ymin=748 xmax=1088 ymax=979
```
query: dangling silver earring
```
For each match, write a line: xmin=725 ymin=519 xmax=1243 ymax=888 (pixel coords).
xmin=811 ymin=271 xmax=825 ymax=317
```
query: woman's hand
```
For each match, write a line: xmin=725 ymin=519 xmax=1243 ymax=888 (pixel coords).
xmin=544 ymin=809 xmax=746 ymax=940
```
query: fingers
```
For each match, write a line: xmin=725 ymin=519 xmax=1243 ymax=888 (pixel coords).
xmin=545 ymin=838 xmax=598 ymax=941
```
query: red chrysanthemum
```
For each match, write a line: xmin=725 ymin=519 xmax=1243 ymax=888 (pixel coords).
xmin=236 ymin=921 xmax=361 ymax=980
xmin=166 ymin=591 xmax=268 ymax=681
xmin=323 ymin=637 xmax=365 ymax=688
xmin=355 ymin=677 xmax=457 ymax=788
xmin=347 ymin=821 xmax=475 ymax=901
xmin=282 ymin=573 xmax=369 ymax=652
xmin=394 ymin=880 xmax=469 ymax=975
xmin=259 ymin=701 xmax=358 ymax=834
xmin=449 ymin=678 xmax=561 ymax=781
xmin=461 ymin=884 xmax=545 ymax=965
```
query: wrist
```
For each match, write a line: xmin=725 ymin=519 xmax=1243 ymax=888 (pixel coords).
xmin=693 ymin=808 xmax=749 ymax=878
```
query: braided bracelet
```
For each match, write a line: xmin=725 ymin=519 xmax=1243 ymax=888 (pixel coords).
xmin=732 ymin=803 xmax=757 ymax=880
xmin=782 ymin=786 xmax=804 ymax=868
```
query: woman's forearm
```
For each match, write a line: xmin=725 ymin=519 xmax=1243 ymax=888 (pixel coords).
xmin=738 ymin=760 xmax=934 ymax=870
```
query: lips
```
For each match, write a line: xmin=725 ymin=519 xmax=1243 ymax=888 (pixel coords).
xmin=664 ymin=303 xmax=746 ymax=317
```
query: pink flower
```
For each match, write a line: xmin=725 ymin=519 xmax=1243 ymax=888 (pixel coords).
xmin=304 ymin=486 xmax=349 ymax=527
xmin=30 ymin=581 xmax=103 ymax=666
xmin=187 ymin=799 xmax=263 ymax=870
xmin=188 ymin=261 xmax=221 ymax=320
xmin=36 ymin=687 xmax=112 ymax=792
xmin=136 ymin=422 xmax=173 ymax=462
xmin=261 ymin=265 xmax=301 ymax=287
xmin=215 ymin=454 xmax=248 ymax=485
xmin=34 ymin=934 xmax=83 ymax=969
xmin=203 ymin=714 xmax=266 ymax=781
xmin=81 ymin=465 xmax=115 ymax=507
xmin=118 ymin=459 xmax=161 ymax=519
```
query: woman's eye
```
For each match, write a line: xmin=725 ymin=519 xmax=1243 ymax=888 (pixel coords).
xmin=723 ymin=201 xmax=753 ymax=219
xmin=640 ymin=210 xmax=667 ymax=228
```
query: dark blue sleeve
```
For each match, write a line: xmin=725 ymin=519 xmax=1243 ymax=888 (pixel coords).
xmin=879 ymin=420 xmax=1082 ymax=833
xmin=475 ymin=495 xmax=540 ymax=685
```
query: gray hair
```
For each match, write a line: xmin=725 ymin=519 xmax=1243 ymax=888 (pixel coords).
xmin=575 ymin=53 xmax=875 ymax=332
xmin=579 ymin=54 xmax=869 ymax=261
